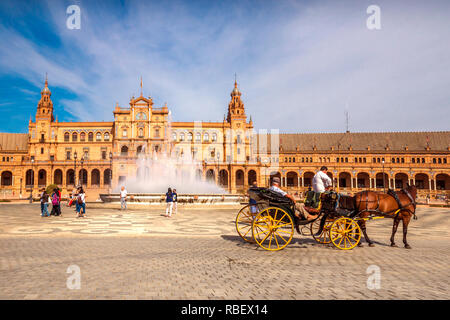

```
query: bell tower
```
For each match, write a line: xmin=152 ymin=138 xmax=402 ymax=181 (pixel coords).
xmin=36 ymin=74 xmax=54 ymax=122
xmin=227 ymin=79 xmax=246 ymax=122
xmin=225 ymin=78 xmax=250 ymax=167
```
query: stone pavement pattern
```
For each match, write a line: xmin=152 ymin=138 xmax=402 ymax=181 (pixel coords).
xmin=0 ymin=204 xmax=449 ymax=299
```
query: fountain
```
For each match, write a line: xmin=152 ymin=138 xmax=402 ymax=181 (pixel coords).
xmin=99 ymin=138 xmax=246 ymax=205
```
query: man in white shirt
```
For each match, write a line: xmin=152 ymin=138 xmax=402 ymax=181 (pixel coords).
xmin=269 ymin=177 xmax=318 ymax=221
xmin=120 ymin=186 xmax=128 ymax=210
xmin=313 ymin=166 xmax=333 ymax=193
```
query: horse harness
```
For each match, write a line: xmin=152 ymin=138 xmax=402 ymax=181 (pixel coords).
xmin=358 ymin=189 xmax=417 ymax=220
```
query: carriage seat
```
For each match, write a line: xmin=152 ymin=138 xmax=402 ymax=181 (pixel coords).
xmin=248 ymin=187 xmax=292 ymax=205
xmin=304 ymin=190 xmax=321 ymax=212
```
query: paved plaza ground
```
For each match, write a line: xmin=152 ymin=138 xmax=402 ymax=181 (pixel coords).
xmin=0 ymin=203 xmax=449 ymax=299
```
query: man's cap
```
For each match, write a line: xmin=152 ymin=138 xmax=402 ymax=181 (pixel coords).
xmin=272 ymin=177 xmax=281 ymax=184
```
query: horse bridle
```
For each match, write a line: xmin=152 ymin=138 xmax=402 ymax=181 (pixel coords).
xmin=403 ymin=189 xmax=416 ymax=210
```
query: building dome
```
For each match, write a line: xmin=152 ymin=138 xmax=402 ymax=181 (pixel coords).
xmin=41 ymin=75 xmax=51 ymax=95
xmin=230 ymin=81 xmax=241 ymax=96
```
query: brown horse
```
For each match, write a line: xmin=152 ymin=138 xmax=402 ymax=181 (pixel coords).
xmin=353 ymin=184 xmax=418 ymax=249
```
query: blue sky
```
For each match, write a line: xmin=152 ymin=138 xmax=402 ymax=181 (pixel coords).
xmin=0 ymin=0 xmax=449 ymax=133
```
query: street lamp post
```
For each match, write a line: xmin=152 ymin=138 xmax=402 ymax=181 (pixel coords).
xmin=74 ymin=151 xmax=78 ymax=187
xmin=216 ymin=153 xmax=220 ymax=186
xmin=29 ymin=158 xmax=34 ymax=203
xmin=80 ymin=155 xmax=85 ymax=187
xmin=109 ymin=151 xmax=113 ymax=193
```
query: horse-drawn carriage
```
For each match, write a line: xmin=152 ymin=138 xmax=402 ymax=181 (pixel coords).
xmin=235 ymin=185 xmax=417 ymax=251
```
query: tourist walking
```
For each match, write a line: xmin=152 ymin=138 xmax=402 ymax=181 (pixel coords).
xmin=120 ymin=186 xmax=128 ymax=210
xmin=39 ymin=188 xmax=49 ymax=217
xmin=73 ymin=187 xmax=80 ymax=215
xmin=76 ymin=187 xmax=86 ymax=217
xmin=68 ymin=187 xmax=77 ymax=208
xmin=50 ymin=187 xmax=62 ymax=216
xmin=165 ymin=188 xmax=174 ymax=217
xmin=172 ymin=188 xmax=178 ymax=215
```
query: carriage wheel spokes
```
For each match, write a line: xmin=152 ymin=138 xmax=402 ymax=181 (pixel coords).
xmin=329 ymin=217 xmax=362 ymax=250
xmin=235 ymin=204 xmax=259 ymax=243
xmin=252 ymin=207 xmax=294 ymax=251
xmin=310 ymin=214 xmax=333 ymax=244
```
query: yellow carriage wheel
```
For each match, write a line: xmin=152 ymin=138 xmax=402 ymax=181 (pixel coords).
xmin=252 ymin=207 xmax=294 ymax=251
xmin=310 ymin=215 xmax=334 ymax=244
xmin=235 ymin=204 xmax=260 ymax=243
xmin=329 ymin=217 xmax=362 ymax=250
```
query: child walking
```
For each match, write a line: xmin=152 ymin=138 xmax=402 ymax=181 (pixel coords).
xmin=172 ymin=188 xmax=178 ymax=215
xmin=40 ymin=188 xmax=50 ymax=217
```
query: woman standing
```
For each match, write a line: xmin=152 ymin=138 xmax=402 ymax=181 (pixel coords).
xmin=165 ymin=188 xmax=173 ymax=217
xmin=50 ymin=187 xmax=62 ymax=216
xmin=76 ymin=187 xmax=86 ymax=218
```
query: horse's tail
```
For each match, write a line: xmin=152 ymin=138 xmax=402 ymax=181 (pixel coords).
xmin=351 ymin=194 xmax=359 ymax=218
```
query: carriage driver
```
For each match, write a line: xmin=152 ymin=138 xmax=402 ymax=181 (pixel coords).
xmin=313 ymin=166 xmax=333 ymax=193
xmin=269 ymin=177 xmax=318 ymax=221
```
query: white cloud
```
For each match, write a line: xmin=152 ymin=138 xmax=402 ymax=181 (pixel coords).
xmin=0 ymin=0 xmax=449 ymax=132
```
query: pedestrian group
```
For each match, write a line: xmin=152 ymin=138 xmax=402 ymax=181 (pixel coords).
xmin=39 ymin=186 xmax=62 ymax=217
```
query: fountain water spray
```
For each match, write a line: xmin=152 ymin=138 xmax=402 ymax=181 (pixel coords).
xmin=114 ymin=142 xmax=226 ymax=194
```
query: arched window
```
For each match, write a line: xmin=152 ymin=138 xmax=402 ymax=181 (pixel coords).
xmin=38 ymin=169 xmax=47 ymax=186
xmin=96 ymin=132 xmax=102 ymax=141
xmin=104 ymin=169 xmax=112 ymax=185
xmin=180 ymin=133 xmax=185 ymax=141
xmin=91 ymin=169 xmax=100 ymax=186
xmin=1 ymin=171 xmax=12 ymax=186
xmin=187 ymin=132 xmax=193 ymax=141
xmin=212 ymin=133 xmax=217 ymax=142
xmin=80 ymin=132 xmax=86 ymax=141
xmin=121 ymin=146 xmax=128 ymax=156
xmin=88 ymin=132 xmax=94 ymax=141
xmin=64 ymin=132 xmax=70 ymax=142
xmin=104 ymin=132 xmax=110 ymax=141
xmin=66 ymin=169 xmax=74 ymax=185
xmin=154 ymin=128 xmax=160 ymax=138
xmin=195 ymin=132 xmax=201 ymax=142
xmin=26 ymin=169 xmax=34 ymax=186
xmin=53 ymin=169 xmax=63 ymax=185
xmin=172 ymin=132 xmax=177 ymax=141
xmin=72 ymin=132 xmax=78 ymax=142
xmin=122 ymin=129 xmax=128 ymax=138
xmin=203 ymin=132 xmax=209 ymax=141
xmin=138 ymin=128 xmax=144 ymax=138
